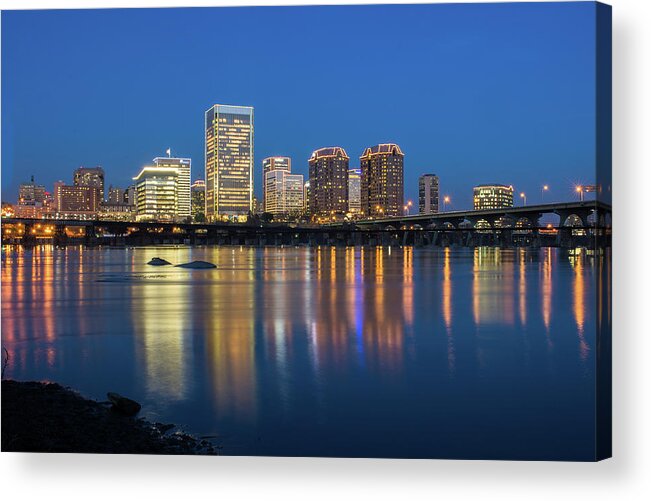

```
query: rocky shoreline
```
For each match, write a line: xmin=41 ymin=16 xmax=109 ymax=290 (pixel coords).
xmin=1 ymin=380 xmax=218 ymax=455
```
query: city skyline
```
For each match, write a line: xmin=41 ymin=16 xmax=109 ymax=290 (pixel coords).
xmin=2 ymin=3 xmax=598 ymax=209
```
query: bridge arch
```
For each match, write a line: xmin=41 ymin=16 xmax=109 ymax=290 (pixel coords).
xmin=495 ymin=215 xmax=515 ymax=228
xmin=563 ymin=214 xmax=587 ymax=227
xmin=474 ymin=219 xmax=492 ymax=229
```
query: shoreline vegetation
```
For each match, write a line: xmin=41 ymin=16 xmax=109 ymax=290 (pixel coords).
xmin=1 ymin=380 xmax=219 ymax=455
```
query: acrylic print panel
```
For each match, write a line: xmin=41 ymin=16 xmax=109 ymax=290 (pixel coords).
xmin=0 ymin=1 xmax=612 ymax=461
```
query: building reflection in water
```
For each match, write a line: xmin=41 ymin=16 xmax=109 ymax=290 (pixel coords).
xmin=2 ymin=246 xmax=58 ymax=370
xmin=472 ymin=248 xmax=515 ymax=326
xmin=205 ymin=248 xmax=257 ymax=422
xmin=442 ymin=247 xmax=455 ymax=375
xmin=260 ymin=248 xmax=295 ymax=411
xmin=570 ymin=250 xmax=590 ymax=363
xmin=518 ymin=248 xmax=527 ymax=327
xmin=300 ymin=246 xmax=406 ymax=377
xmin=132 ymin=273 xmax=192 ymax=403
xmin=541 ymin=247 xmax=553 ymax=350
xmin=403 ymin=247 xmax=414 ymax=328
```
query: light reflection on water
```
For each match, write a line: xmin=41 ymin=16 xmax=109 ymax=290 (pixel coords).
xmin=1 ymin=245 xmax=604 ymax=460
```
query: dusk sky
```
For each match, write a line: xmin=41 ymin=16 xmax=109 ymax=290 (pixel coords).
xmin=1 ymin=2 xmax=597 ymax=209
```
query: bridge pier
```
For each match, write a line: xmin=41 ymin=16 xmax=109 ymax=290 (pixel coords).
xmin=499 ymin=228 xmax=513 ymax=248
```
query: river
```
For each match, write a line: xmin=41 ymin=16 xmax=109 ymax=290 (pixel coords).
xmin=1 ymin=245 xmax=606 ymax=460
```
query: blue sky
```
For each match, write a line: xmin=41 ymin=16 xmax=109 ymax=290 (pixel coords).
xmin=1 ymin=2 xmax=597 ymax=209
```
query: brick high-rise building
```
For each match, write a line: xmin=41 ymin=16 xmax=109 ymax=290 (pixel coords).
xmin=308 ymin=147 xmax=349 ymax=220
xmin=360 ymin=143 xmax=404 ymax=218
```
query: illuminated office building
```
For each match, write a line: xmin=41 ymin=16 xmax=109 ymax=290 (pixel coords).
xmin=308 ymin=147 xmax=349 ymax=219
xmin=348 ymin=168 xmax=362 ymax=216
xmin=54 ymin=181 xmax=102 ymax=218
xmin=107 ymin=186 xmax=125 ymax=204
xmin=99 ymin=203 xmax=135 ymax=221
xmin=264 ymin=170 xmax=304 ymax=219
xmin=191 ymin=179 xmax=206 ymax=221
xmin=360 ymin=143 xmax=404 ymax=217
xmin=19 ymin=176 xmax=46 ymax=205
xmin=303 ymin=180 xmax=311 ymax=215
xmin=419 ymin=174 xmax=439 ymax=214
xmin=124 ymin=185 xmax=135 ymax=205
xmin=74 ymin=166 xmax=105 ymax=199
xmin=473 ymin=184 xmax=514 ymax=210
xmin=205 ymin=104 xmax=254 ymax=221
xmin=133 ymin=166 xmax=179 ymax=221
xmin=17 ymin=176 xmax=47 ymax=217
xmin=262 ymin=156 xmax=291 ymax=211
xmin=154 ymin=155 xmax=191 ymax=219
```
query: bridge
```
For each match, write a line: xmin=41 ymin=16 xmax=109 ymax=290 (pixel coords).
xmin=351 ymin=200 xmax=611 ymax=248
xmin=1 ymin=200 xmax=610 ymax=249
xmin=355 ymin=200 xmax=611 ymax=229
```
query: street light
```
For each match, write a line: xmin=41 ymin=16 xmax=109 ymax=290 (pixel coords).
xmin=520 ymin=192 xmax=527 ymax=206
xmin=443 ymin=196 xmax=450 ymax=212
xmin=406 ymin=200 xmax=413 ymax=216
xmin=542 ymin=184 xmax=549 ymax=202
xmin=575 ymin=185 xmax=584 ymax=202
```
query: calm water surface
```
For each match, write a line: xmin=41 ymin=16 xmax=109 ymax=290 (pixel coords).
xmin=1 ymin=245 xmax=603 ymax=460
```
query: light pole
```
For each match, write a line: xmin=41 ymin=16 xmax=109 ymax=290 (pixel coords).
xmin=443 ymin=196 xmax=450 ymax=212
xmin=520 ymin=192 xmax=527 ymax=206
xmin=576 ymin=185 xmax=584 ymax=202
xmin=542 ymin=184 xmax=549 ymax=203
xmin=407 ymin=200 xmax=412 ymax=215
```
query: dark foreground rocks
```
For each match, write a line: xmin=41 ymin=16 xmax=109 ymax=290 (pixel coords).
xmin=1 ymin=380 xmax=218 ymax=455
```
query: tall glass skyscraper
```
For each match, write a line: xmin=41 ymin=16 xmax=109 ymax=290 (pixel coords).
xmin=205 ymin=104 xmax=254 ymax=221
xmin=348 ymin=168 xmax=362 ymax=216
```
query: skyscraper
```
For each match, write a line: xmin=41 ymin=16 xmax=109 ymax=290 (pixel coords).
xmin=132 ymin=166 xmax=179 ymax=221
xmin=262 ymin=156 xmax=291 ymax=211
xmin=205 ymin=104 xmax=254 ymax=221
xmin=360 ymin=143 xmax=404 ymax=218
xmin=303 ymin=180 xmax=311 ymax=216
xmin=191 ymin=179 xmax=206 ymax=222
xmin=17 ymin=176 xmax=46 ymax=218
xmin=308 ymin=147 xmax=349 ymax=220
xmin=419 ymin=174 xmax=440 ymax=214
xmin=154 ymin=155 xmax=191 ymax=219
xmin=18 ymin=176 xmax=46 ymax=205
xmin=74 ymin=166 xmax=105 ymax=200
xmin=348 ymin=168 xmax=362 ymax=216
xmin=264 ymin=170 xmax=304 ymax=219
xmin=54 ymin=181 xmax=102 ymax=218
xmin=473 ymin=184 xmax=514 ymax=210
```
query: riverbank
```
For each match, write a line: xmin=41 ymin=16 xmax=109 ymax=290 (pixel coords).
xmin=1 ymin=380 xmax=218 ymax=454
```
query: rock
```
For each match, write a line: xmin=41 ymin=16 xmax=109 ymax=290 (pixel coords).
xmin=157 ymin=423 xmax=175 ymax=434
xmin=174 ymin=260 xmax=216 ymax=269
xmin=107 ymin=392 xmax=141 ymax=416
xmin=147 ymin=257 xmax=172 ymax=266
